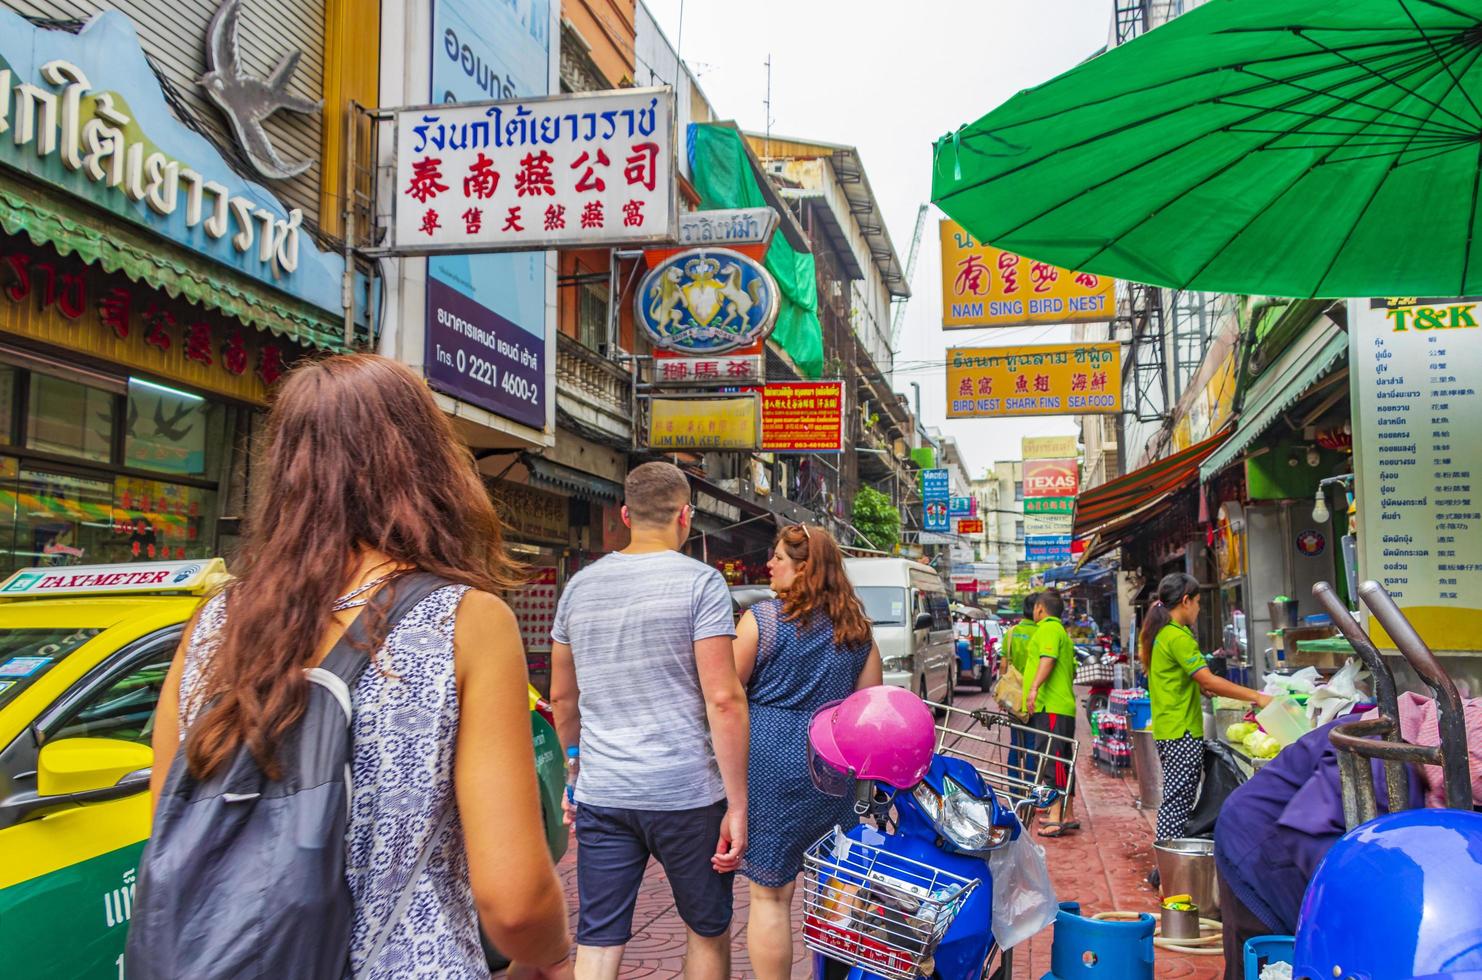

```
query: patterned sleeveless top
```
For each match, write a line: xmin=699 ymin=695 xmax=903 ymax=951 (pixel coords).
xmin=179 ymin=585 xmax=486 ymax=979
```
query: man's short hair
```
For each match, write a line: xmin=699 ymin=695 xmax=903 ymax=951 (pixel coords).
xmin=1023 ymin=592 xmax=1040 ymax=618
xmin=1038 ymin=589 xmax=1065 ymax=619
xmin=625 ymin=461 xmax=691 ymax=527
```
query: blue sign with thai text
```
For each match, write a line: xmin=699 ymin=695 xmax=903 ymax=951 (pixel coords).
xmin=0 ymin=10 xmax=347 ymax=317
xmin=426 ymin=0 xmax=552 ymax=430
xmin=949 ymin=496 xmax=971 ymax=517
xmin=922 ymin=469 xmax=950 ymax=534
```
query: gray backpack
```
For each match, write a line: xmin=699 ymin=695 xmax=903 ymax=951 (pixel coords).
xmin=126 ymin=573 xmax=451 ymax=979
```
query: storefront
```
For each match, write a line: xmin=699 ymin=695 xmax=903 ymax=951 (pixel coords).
xmin=0 ymin=11 xmax=364 ymax=574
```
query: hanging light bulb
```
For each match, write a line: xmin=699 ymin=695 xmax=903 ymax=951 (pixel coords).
xmin=1313 ymin=489 xmax=1330 ymax=524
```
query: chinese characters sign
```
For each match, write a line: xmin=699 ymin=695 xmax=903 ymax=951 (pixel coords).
xmin=922 ymin=469 xmax=950 ymax=534
xmin=394 ymin=88 xmax=675 ymax=252
xmin=939 ymin=220 xmax=1115 ymax=329
xmin=761 ymin=382 xmax=844 ymax=453
xmin=946 ymin=343 xmax=1121 ymax=418
xmin=0 ymin=234 xmax=283 ymax=404
xmin=652 ymin=351 xmax=763 ymax=385
xmin=647 ymin=396 xmax=758 ymax=450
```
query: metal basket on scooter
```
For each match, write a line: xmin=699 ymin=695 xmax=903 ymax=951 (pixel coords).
xmin=801 ymin=829 xmax=979 ymax=980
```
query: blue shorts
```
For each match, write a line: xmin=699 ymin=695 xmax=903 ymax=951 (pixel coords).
xmin=574 ymin=799 xmax=734 ymax=946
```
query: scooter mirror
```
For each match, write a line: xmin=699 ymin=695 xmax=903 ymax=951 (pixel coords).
xmin=1020 ymin=785 xmax=1058 ymax=810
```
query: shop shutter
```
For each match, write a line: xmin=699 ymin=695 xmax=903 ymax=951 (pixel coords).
xmin=10 ymin=0 xmax=326 ymax=224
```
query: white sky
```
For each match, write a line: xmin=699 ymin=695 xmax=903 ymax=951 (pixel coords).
xmin=646 ymin=0 xmax=1113 ymax=479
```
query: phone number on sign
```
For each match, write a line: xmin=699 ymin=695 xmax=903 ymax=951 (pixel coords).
xmin=433 ymin=344 xmax=540 ymax=406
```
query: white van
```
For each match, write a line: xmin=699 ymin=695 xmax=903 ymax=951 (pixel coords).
xmin=843 ymin=557 xmax=956 ymax=705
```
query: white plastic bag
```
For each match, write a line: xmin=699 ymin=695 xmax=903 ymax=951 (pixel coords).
xmin=1307 ymin=656 xmax=1371 ymax=727
xmin=1264 ymin=666 xmax=1320 ymax=699
xmin=987 ymin=830 xmax=1058 ymax=949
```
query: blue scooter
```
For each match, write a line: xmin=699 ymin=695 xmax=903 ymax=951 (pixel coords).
xmin=806 ymin=752 xmax=1055 ymax=980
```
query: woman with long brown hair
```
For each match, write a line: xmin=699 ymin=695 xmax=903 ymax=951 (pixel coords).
xmin=144 ymin=354 xmax=572 ymax=978
xmin=732 ymin=523 xmax=882 ymax=980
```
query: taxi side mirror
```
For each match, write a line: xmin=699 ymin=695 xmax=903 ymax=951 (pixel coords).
xmin=37 ymin=737 xmax=153 ymax=800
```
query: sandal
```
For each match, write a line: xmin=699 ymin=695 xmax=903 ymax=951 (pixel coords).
xmin=1037 ymin=822 xmax=1069 ymax=838
xmin=1061 ymin=820 xmax=1082 ymax=832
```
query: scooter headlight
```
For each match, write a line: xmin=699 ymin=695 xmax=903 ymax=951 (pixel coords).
xmin=912 ymin=777 xmax=1014 ymax=856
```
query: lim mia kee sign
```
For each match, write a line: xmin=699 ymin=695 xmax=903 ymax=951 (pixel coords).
xmin=0 ymin=10 xmax=347 ymax=315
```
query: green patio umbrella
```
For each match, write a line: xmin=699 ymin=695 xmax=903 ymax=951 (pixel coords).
xmin=932 ymin=0 xmax=1482 ymax=298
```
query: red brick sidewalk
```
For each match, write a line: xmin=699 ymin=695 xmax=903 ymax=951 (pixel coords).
xmin=529 ymin=689 xmax=1226 ymax=978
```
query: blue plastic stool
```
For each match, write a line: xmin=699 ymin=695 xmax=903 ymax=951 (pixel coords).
xmin=1040 ymin=901 xmax=1155 ymax=979
xmin=1244 ymin=935 xmax=1295 ymax=980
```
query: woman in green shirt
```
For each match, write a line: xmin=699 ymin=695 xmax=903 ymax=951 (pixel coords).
xmin=1140 ymin=573 xmax=1270 ymax=841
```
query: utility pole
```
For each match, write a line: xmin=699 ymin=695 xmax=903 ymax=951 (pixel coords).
xmin=763 ymin=55 xmax=773 ymax=157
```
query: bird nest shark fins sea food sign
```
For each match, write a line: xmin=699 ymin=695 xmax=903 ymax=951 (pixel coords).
xmin=635 ymin=248 xmax=780 ymax=356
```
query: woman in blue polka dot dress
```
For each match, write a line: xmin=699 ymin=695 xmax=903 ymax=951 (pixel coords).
xmin=733 ymin=523 xmax=882 ymax=980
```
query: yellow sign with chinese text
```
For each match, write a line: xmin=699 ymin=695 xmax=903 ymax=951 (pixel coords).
xmin=648 ymin=396 xmax=759 ymax=450
xmin=947 ymin=343 xmax=1121 ymax=419
xmin=939 ymin=220 xmax=1116 ymax=329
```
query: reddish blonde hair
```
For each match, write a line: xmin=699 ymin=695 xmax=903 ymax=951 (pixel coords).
xmin=186 ymin=354 xmax=524 ymax=779
xmin=774 ymin=524 xmax=872 ymax=649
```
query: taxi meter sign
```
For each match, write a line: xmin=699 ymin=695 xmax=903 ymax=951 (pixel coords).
xmin=0 ymin=559 xmax=226 ymax=597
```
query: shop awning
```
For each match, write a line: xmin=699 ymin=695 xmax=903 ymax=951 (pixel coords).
xmin=1043 ymin=562 xmax=1114 ymax=585
xmin=0 ymin=185 xmax=347 ymax=351
xmin=1198 ymin=316 xmax=1348 ymax=482
xmin=1073 ymin=431 xmax=1230 ymax=539
xmin=525 ymin=456 xmax=623 ymax=505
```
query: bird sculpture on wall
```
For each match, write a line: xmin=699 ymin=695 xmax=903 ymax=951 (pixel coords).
xmin=199 ymin=0 xmax=323 ymax=181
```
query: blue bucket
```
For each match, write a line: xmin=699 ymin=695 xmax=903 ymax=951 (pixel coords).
xmin=1244 ymin=935 xmax=1295 ymax=980
xmin=1127 ymin=696 xmax=1152 ymax=730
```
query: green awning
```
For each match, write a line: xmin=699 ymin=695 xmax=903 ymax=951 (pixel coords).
xmin=1199 ymin=317 xmax=1348 ymax=482
xmin=0 ymin=184 xmax=346 ymax=351
xmin=688 ymin=124 xmax=823 ymax=380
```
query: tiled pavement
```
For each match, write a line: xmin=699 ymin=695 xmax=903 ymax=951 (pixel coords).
xmin=521 ymin=689 xmax=1226 ymax=979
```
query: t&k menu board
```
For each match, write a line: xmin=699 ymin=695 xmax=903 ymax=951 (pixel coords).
xmin=1352 ymin=297 xmax=1482 ymax=652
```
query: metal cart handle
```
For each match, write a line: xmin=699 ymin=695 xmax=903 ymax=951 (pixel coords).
xmin=1358 ymin=581 xmax=1473 ymax=811
xmin=1311 ymin=581 xmax=1408 ymax=816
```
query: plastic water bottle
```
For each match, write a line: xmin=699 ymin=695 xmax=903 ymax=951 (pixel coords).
xmin=565 ymin=746 xmax=580 ymax=804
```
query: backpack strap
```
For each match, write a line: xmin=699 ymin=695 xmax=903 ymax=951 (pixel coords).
xmin=315 ymin=571 xmax=455 ymax=696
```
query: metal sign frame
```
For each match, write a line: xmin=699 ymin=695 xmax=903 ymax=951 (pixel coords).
xmin=371 ymin=85 xmax=679 ymax=256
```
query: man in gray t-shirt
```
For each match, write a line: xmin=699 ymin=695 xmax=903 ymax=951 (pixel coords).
xmin=550 ymin=462 xmax=749 ymax=980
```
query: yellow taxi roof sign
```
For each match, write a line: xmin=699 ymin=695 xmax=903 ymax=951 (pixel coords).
xmin=0 ymin=558 xmax=229 ymax=600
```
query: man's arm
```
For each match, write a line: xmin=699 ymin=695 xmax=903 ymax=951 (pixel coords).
xmin=695 ymin=634 xmax=749 ymax=872
xmin=549 ymin=641 xmax=580 ymax=751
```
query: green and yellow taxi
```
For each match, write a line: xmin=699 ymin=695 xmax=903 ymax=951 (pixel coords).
xmin=0 ymin=560 xmax=567 ymax=979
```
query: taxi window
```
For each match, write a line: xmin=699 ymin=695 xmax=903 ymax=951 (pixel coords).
xmin=0 ymin=628 xmax=102 ymax=709
xmin=52 ymin=653 xmax=172 ymax=745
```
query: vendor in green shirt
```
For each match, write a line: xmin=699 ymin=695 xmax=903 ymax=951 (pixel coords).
xmin=1003 ymin=593 xmax=1040 ymax=788
xmin=1024 ymin=589 xmax=1079 ymax=837
xmin=1140 ymin=572 xmax=1270 ymax=842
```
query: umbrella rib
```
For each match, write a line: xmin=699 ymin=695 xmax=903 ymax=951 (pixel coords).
xmin=1461 ymin=142 xmax=1482 ymax=293
xmin=1308 ymin=44 xmax=1482 ymax=296
xmin=1060 ymin=53 xmax=1458 ymax=279
xmin=1218 ymin=99 xmax=1471 ymax=137
xmin=1395 ymin=0 xmax=1482 ymax=123
xmin=951 ymin=34 xmax=1460 ymax=148
xmin=1290 ymin=28 xmax=1479 ymax=132
xmin=940 ymin=44 xmax=1447 ymax=210
xmin=1410 ymin=0 xmax=1482 ymax=22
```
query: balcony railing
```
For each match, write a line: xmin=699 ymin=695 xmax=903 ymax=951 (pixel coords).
xmin=556 ymin=333 xmax=632 ymax=444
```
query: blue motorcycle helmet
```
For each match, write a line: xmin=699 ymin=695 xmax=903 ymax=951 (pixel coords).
xmin=1293 ymin=808 xmax=1482 ymax=980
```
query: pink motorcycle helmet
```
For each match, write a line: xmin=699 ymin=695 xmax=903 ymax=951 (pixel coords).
xmin=808 ymin=686 xmax=936 ymax=797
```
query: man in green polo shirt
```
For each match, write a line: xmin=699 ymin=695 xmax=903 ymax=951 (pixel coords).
xmin=1025 ymin=589 xmax=1078 ymax=836
xmin=1003 ymin=593 xmax=1040 ymax=783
